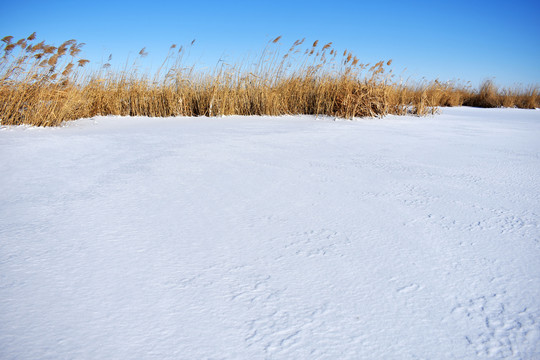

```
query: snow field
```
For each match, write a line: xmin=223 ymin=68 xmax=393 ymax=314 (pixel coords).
xmin=1 ymin=107 xmax=539 ymax=359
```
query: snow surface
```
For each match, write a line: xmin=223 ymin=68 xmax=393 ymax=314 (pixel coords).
xmin=1 ymin=107 xmax=539 ymax=359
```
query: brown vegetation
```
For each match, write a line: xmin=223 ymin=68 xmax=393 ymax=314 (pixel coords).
xmin=0 ymin=34 xmax=538 ymax=127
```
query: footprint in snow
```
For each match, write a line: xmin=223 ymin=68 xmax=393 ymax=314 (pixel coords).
xmin=396 ymin=283 xmax=421 ymax=293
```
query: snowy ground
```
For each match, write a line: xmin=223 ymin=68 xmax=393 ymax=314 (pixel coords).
xmin=1 ymin=107 xmax=539 ymax=359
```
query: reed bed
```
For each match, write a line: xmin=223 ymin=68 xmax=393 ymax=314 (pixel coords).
xmin=1 ymin=34 xmax=538 ymax=127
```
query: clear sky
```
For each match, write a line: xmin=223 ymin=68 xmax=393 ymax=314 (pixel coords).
xmin=2 ymin=0 xmax=539 ymax=87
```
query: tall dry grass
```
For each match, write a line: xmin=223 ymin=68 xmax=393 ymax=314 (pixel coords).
xmin=0 ymin=34 xmax=538 ymax=127
xmin=462 ymin=79 xmax=538 ymax=109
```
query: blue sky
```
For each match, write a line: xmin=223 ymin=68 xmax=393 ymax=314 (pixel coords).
xmin=2 ymin=0 xmax=539 ymax=87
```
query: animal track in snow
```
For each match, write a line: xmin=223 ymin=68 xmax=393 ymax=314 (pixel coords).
xmin=243 ymin=304 xmax=330 ymax=355
xmin=228 ymin=273 xmax=277 ymax=304
xmin=450 ymin=293 xmax=540 ymax=358
xmin=463 ymin=208 xmax=538 ymax=240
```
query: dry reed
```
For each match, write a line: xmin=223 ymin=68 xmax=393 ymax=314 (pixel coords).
xmin=1 ymin=33 xmax=538 ymax=127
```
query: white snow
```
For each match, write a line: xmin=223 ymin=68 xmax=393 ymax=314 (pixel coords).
xmin=1 ymin=107 xmax=539 ymax=359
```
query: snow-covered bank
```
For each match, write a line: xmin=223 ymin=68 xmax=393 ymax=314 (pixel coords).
xmin=1 ymin=107 xmax=539 ymax=359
